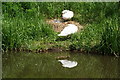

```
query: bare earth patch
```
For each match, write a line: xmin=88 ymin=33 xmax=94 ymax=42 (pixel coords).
xmin=46 ymin=19 xmax=84 ymax=32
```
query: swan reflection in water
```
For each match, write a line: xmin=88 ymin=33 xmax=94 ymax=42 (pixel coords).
xmin=58 ymin=59 xmax=78 ymax=68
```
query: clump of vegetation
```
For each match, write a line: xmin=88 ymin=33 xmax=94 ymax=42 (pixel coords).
xmin=2 ymin=2 xmax=120 ymax=56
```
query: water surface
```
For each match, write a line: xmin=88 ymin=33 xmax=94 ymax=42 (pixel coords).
xmin=2 ymin=51 xmax=119 ymax=78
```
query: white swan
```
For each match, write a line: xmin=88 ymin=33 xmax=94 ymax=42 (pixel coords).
xmin=58 ymin=59 xmax=78 ymax=68
xmin=58 ymin=24 xmax=78 ymax=36
xmin=62 ymin=10 xmax=74 ymax=20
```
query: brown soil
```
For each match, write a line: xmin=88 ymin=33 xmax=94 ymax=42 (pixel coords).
xmin=46 ymin=19 xmax=84 ymax=32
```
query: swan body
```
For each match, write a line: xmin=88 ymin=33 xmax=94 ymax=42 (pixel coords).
xmin=58 ymin=59 xmax=78 ymax=68
xmin=58 ymin=24 xmax=78 ymax=36
xmin=62 ymin=10 xmax=74 ymax=20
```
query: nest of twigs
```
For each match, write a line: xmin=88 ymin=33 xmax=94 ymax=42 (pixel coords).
xmin=46 ymin=19 xmax=84 ymax=32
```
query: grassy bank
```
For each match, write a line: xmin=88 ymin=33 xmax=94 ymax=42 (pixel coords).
xmin=2 ymin=2 xmax=120 ymax=56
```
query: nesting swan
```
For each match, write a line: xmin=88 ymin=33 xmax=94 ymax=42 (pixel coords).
xmin=62 ymin=10 xmax=74 ymax=20
xmin=58 ymin=24 xmax=78 ymax=36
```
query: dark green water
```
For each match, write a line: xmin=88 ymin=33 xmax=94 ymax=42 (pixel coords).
xmin=2 ymin=51 xmax=119 ymax=78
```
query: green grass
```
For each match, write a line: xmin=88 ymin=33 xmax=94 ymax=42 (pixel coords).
xmin=2 ymin=12 xmax=57 ymax=51
xmin=2 ymin=2 xmax=120 ymax=55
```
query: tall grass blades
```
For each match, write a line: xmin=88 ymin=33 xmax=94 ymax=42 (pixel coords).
xmin=2 ymin=11 xmax=56 ymax=51
xmin=100 ymin=15 xmax=120 ymax=55
xmin=2 ymin=2 xmax=120 ymax=55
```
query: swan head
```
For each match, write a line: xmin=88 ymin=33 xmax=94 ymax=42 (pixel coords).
xmin=62 ymin=10 xmax=74 ymax=20
xmin=62 ymin=10 xmax=70 ymax=14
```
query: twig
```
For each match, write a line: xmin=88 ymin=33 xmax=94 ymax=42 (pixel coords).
xmin=113 ymin=52 xmax=119 ymax=58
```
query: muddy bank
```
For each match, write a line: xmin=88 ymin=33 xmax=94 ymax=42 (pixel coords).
xmin=3 ymin=44 xmax=119 ymax=57
xmin=3 ymin=47 xmax=101 ymax=55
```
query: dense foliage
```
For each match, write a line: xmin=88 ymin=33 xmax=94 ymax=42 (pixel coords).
xmin=2 ymin=2 xmax=120 ymax=55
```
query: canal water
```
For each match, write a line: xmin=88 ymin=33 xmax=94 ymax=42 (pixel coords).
xmin=2 ymin=51 xmax=119 ymax=78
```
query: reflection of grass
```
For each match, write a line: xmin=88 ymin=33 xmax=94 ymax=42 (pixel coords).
xmin=3 ymin=52 xmax=119 ymax=78
xmin=2 ymin=2 xmax=120 ymax=55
